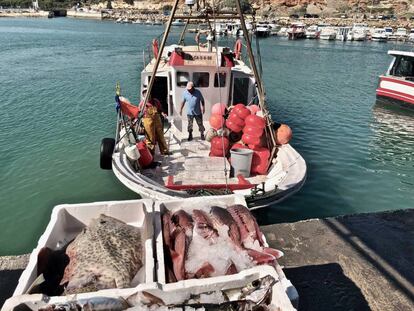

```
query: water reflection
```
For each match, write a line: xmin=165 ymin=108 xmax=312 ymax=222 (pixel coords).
xmin=370 ymin=101 xmax=414 ymax=186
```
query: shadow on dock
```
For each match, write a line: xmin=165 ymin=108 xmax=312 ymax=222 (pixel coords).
xmin=0 ymin=269 xmax=24 ymax=307
xmin=262 ymin=209 xmax=414 ymax=310
xmin=284 ymin=263 xmax=370 ymax=311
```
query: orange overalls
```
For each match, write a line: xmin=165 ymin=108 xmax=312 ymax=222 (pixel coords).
xmin=139 ymin=98 xmax=169 ymax=155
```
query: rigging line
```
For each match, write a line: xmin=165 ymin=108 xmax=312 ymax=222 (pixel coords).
xmin=212 ymin=0 xmax=229 ymax=190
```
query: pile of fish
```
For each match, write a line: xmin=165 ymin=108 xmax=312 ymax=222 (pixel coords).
xmin=32 ymin=275 xmax=277 ymax=311
xmin=162 ymin=204 xmax=283 ymax=282
xmin=30 ymin=214 xmax=143 ymax=295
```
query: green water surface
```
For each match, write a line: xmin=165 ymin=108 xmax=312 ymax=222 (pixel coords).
xmin=0 ymin=18 xmax=413 ymax=255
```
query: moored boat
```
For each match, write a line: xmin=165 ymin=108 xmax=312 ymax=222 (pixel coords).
xmin=101 ymin=3 xmax=306 ymax=209
xmin=371 ymin=28 xmax=387 ymax=42
xmin=376 ymin=50 xmax=414 ymax=109
xmin=305 ymin=25 xmax=320 ymax=39
xmin=255 ymin=22 xmax=271 ymax=37
xmin=395 ymin=28 xmax=408 ymax=41
xmin=319 ymin=26 xmax=337 ymax=40
xmin=287 ymin=22 xmax=306 ymax=40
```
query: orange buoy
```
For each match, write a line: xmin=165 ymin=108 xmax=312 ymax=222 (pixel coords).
xmin=275 ymin=124 xmax=292 ymax=145
xmin=234 ymin=39 xmax=242 ymax=60
xmin=137 ymin=141 xmax=153 ymax=168
xmin=152 ymin=38 xmax=159 ymax=59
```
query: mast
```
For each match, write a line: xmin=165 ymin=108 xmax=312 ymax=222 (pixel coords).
xmin=142 ymin=0 xmax=180 ymax=108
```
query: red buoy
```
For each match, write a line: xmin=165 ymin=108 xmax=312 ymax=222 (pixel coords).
xmin=137 ymin=141 xmax=153 ymax=168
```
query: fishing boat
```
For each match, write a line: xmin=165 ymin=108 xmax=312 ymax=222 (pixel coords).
xmin=376 ymin=50 xmax=414 ymax=109
xmin=100 ymin=1 xmax=307 ymax=209
xmin=287 ymin=22 xmax=306 ymax=40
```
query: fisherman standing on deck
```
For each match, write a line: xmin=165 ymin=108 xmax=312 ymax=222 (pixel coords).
xmin=179 ymin=81 xmax=205 ymax=141
xmin=139 ymin=89 xmax=170 ymax=156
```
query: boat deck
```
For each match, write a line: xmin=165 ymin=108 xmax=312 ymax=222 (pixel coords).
xmin=141 ymin=120 xmax=268 ymax=188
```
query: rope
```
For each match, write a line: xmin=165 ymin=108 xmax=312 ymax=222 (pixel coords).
xmin=212 ymin=0 xmax=229 ymax=191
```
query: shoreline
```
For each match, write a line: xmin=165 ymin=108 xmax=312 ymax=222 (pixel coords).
xmin=2 ymin=10 xmax=414 ymax=30
xmin=1 ymin=208 xmax=413 ymax=310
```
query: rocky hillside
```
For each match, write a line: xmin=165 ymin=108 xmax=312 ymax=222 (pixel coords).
xmin=96 ymin=0 xmax=414 ymax=17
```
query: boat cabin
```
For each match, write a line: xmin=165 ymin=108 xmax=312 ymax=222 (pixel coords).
xmin=386 ymin=50 xmax=414 ymax=80
xmin=141 ymin=45 xmax=257 ymax=120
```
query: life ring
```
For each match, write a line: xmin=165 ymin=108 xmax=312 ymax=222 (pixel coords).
xmin=234 ymin=39 xmax=242 ymax=60
xmin=152 ymin=38 xmax=159 ymax=59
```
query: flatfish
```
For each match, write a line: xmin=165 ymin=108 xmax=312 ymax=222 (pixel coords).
xmin=60 ymin=214 xmax=142 ymax=294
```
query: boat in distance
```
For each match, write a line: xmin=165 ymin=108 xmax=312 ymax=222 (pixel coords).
xmin=101 ymin=4 xmax=307 ymax=210
xmin=376 ymin=50 xmax=414 ymax=109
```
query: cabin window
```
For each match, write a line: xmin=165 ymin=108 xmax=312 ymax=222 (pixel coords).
xmin=233 ymin=77 xmax=250 ymax=105
xmin=392 ymin=56 xmax=414 ymax=77
xmin=214 ymin=73 xmax=226 ymax=87
xmin=176 ymin=72 xmax=190 ymax=87
xmin=193 ymin=72 xmax=210 ymax=87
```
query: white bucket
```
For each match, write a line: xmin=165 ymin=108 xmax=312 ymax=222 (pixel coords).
xmin=230 ymin=148 xmax=254 ymax=178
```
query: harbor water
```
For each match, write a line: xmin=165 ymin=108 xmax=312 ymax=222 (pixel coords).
xmin=0 ymin=18 xmax=413 ymax=255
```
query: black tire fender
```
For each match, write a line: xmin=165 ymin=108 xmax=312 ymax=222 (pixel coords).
xmin=100 ymin=138 xmax=115 ymax=170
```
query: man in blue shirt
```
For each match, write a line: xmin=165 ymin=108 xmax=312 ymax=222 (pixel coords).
xmin=179 ymin=81 xmax=205 ymax=141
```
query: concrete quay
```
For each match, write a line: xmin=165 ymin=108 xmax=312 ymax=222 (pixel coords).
xmin=1 ymin=209 xmax=413 ymax=310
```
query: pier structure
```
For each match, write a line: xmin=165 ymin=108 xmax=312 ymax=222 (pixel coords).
xmin=0 ymin=209 xmax=413 ymax=310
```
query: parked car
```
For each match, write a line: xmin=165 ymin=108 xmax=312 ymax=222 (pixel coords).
xmin=289 ymin=14 xmax=299 ymax=19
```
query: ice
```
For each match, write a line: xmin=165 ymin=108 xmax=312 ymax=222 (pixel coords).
xmin=185 ymin=223 xmax=254 ymax=277
xmin=243 ymin=236 xmax=262 ymax=251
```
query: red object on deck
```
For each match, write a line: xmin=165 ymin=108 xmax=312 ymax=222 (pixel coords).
xmin=250 ymin=147 xmax=270 ymax=175
xmin=137 ymin=142 xmax=153 ymax=168
xmin=210 ymin=136 xmax=230 ymax=157
xmin=164 ymin=175 xmax=256 ymax=191
xmin=245 ymin=115 xmax=266 ymax=128
xmin=119 ymin=97 xmax=140 ymax=119
xmin=222 ymin=53 xmax=235 ymax=67
xmin=152 ymin=38 xmax=159 ymax=59
xmin=169 ymin=50 xmax=185 ymax=66
xmin=233 ymin=104 xmax=251 ymax=119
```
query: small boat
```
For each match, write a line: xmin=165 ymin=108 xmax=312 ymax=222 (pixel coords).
xmin=336 ymin=26 xmax=352 ymax=41
xmin=287 ymin=22 xmax=306 ymax=40
xmin=172 ymin=19 xmax=186 ymax=26
xmin=305 ymin=25 xmax=320 ymax=39
xmin=349 ymin=23 xmax=368 ymax=41
xmin=215 ymin=22 xmax=228 ymax=36
xmin=395 ymin=28 xmax=408 ymax=41
xmin=255 ymin=22 xmax=271 ymax=37
xmin=376 ymin=50 xmax=414 ymax=109
xmin=102 ymin=3 xmax=307 ymax=209
xmin=384 ymin=27 xmax=396 ymax=41
xmin=319 ymin=27 xmax=337 ymax=40
xmin=277 ymin=27 xmax=288 ymax=37
xmin=409 ymin=29 xmax=414 ymax=42
xmin=371 ymin=28 xmax=387 ymax=42
xmin=153 ymin=20 xmax=163 ymax=26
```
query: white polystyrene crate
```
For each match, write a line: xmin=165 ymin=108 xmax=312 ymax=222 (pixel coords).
xmin=2 ymin=283 xmax=159 ymax=311
xmin=11 ymin=199 xmax=155 ymax=298
xmin=153 ymin=195 xmax=296 ymax=310
xmin=154 ymin=194 xmax=247 ymax=284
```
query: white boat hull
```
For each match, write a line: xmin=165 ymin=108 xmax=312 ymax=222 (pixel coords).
xmin=112 ymin=123 xmax=306 ymax=210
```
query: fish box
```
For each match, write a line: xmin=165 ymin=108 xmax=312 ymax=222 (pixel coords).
xmin=12 ymin=199 xmax=155 ymax=297
xmin=154 ymin=195 xmax=298 ymax=310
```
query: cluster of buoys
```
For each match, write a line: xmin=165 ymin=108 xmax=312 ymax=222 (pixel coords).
xmin=207 ymin=102 xmax=293 ymax=176
xmin=207 ymin=103 xmax=271 ymax=176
